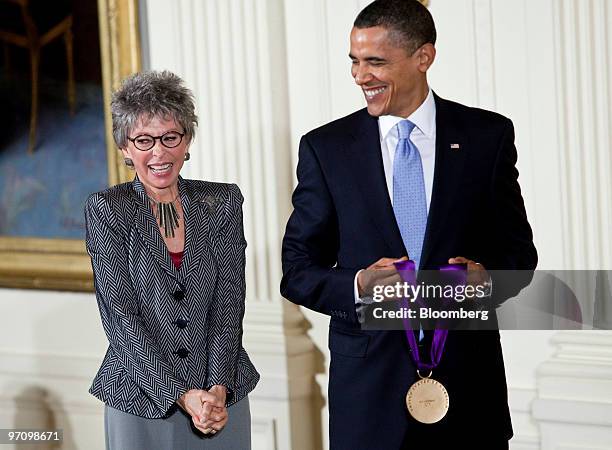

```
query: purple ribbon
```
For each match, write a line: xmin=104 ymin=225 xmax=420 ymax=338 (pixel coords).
xmin=394 ymin=260 xmax=466 ymax=372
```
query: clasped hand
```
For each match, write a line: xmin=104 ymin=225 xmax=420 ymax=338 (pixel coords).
xmin=178 ymin=385 xmax=228 ymax=434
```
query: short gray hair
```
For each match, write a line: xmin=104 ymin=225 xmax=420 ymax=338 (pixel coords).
xmin=111 ymin=70 xmax=198 ymax=149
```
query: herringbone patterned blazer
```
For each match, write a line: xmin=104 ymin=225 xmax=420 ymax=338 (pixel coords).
xmin=85 ymin=176 xmax=259 ymax=419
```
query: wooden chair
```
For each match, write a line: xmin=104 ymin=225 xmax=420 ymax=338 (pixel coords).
xmin=0 ymin=0 xmax=75 ymax=153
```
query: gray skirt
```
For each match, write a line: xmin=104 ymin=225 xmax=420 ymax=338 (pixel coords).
xmin=104 ymin=397 xmax=251 ymax=450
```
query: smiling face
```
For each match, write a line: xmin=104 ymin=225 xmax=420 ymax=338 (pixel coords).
xmin=349 ymin=26 xmax=434 ymax=118
xmin=121 ymin=115 xmax=189 ymax=196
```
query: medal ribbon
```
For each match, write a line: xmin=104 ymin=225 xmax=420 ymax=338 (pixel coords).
xmin=394 ymin=260 xmax=467 ymax=372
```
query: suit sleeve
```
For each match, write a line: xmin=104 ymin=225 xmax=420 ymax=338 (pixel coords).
xmin=206 ymin=184 xmax=247 ymax=397
xmin=85 ymin=194 xmax=188 ymax=415
xmin=281 ymin=135 xmax=359 ymax=323
xmin=484 ymin=119 xmax=538 ymax=302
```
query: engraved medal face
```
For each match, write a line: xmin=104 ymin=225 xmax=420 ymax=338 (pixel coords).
xmin=406 ymin=378 xmax=450 ymax=424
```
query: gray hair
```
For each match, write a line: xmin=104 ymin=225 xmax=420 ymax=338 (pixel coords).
xmin=111 ymin=70 xmax=198 ymax=149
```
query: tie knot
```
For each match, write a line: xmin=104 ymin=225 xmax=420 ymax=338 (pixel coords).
xmin=397 ymin=120 xmax=416 ymax=139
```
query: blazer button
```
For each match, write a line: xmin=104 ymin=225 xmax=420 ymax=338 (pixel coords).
xmin=173 ymin=290 xmax=185 ymax=301
xmin=175 ymin=348 xmax=189 ymax=358
xmin=175 ymin=318 xmax=189 ymax=329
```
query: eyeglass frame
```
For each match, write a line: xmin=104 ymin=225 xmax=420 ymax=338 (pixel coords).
xmin=127 ymin=130 xmax=186 ymax=151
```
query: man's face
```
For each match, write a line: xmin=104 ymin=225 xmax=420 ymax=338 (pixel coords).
xmin=349 ymin=26 xmax=431 ymax=117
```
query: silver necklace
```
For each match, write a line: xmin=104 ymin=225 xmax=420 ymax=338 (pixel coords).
xmin=148 ymin=194 xmax=181 ymax=238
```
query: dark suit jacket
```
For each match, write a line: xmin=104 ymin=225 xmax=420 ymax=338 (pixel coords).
xmin=281 ymin=94 xmax=537 ymax=449
xmin=86 ymin=176 xmax=259 ymax=419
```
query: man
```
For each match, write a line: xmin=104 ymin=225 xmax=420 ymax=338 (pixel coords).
xmin=281 ymin=0 xmax=537 ymax=449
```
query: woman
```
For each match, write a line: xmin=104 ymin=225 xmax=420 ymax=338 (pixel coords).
xmin=85 ymin=70 xmax=259 ymax=449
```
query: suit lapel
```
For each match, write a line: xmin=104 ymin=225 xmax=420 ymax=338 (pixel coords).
xmin=420 ymin=94 xmax=468 ymax=268
xmin=348 ymin=110 xmax=406 ymax=256
xmin=131 ymin=176 xmax=180 ymax=280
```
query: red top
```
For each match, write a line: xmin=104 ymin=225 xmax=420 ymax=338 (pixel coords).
xmin=169 ymin=250 xmax=184 ymax=269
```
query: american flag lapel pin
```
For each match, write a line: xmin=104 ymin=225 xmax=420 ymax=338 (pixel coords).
xmin=450 ymin=143 xmax=460 ymax=150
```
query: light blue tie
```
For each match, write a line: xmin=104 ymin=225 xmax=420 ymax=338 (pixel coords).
xmin=393 ymin=120 xmax=427 ymax=269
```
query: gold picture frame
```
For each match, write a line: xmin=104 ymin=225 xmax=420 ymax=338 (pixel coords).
xmin=0 ymin=0 xmax=141 ymax=291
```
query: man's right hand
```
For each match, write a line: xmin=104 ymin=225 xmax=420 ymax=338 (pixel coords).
xmin=357 ymin=256 xmax=408 ymax=298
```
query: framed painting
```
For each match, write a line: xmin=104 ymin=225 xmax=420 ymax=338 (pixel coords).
xmin=0 ymin=0 xmax=141 ymax=291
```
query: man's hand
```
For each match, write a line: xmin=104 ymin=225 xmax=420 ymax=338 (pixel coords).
xmin=448 ymin=256 xmax=491 ymax=295
xmin=177 ymin=389 xmax=225 ymax=434
xmin=357 ymin=256 xmax=408 ymax=298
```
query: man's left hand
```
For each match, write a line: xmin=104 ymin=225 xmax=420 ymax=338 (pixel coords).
xmin=448 ymin=256 xmax=491 ymax=294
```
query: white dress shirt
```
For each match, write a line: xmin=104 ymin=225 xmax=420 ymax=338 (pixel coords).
xmin=354 ymin=88 xmax=437 ymax=306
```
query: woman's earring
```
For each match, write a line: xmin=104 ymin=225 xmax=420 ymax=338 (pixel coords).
xmin=124 ymin=158 xmax=134 ymax=168
xmin=184 ymin=152 xmax=191 ymax=161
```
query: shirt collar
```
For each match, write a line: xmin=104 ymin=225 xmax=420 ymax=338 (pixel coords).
xmin=378 ymin=88 xmax=436 ymax=140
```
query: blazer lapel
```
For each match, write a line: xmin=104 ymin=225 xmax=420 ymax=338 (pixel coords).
xmin=420 ymin=94 xmax=468 ymax=268
xmin=131 ymin=176 xmax=180 ymax=281
xmin=178 ymin=178 xmax=211 ymax=281
xmin=348 ymin=110 xmax=406 ymax=256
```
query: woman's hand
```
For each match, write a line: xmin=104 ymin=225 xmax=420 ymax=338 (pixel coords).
xmin=198 ymin=385 xmax=229 ymax=434
xmin=177 ymin=389 xmax=224 ymax=434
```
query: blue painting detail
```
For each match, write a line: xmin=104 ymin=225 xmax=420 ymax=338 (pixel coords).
xmin=0 ymin=79 xmax=108 ymax=239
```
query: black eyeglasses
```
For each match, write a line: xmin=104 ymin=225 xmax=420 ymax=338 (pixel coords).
xmin=127 ymin=131 xmax=185 ymax=151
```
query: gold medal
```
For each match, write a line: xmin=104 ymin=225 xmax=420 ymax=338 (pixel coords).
xmin=406 ymin=371 xmax=449 ymax=424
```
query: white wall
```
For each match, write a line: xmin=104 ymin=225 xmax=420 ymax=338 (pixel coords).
xmin=0 ymin=289 xmax=106 ymax=450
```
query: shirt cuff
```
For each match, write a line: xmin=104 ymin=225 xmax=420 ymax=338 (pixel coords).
xmin=354 ymin=269 xmax=376 ymax=323
xmin=354 ymin=269 xmax=375 ymax=305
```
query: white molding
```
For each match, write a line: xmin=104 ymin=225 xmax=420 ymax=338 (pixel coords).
xmin=471 ymin=0 xmax=496 ymax=109
xmin=283 ymin=0 xmax=332 ymax=171
xmin=0 ymin=351 xmax=99 ymax=380
xmin=508 ymin=387 xmax=540 ymax=450
xmin=552 ymin=0 xmax=612 ymax=270
xmin=556 ymin=446 xmax=608 ymax=450
xmin=0 ymin=351 xmax=105 ymax=415
xmin=509 ymin=387 xmax=536 ymax=414
xmin=536 ymin=332 xmax=612 ymax=407
xmin=534 ymin=330 xmax=612 ymax=450
xmin=252 ymin=416 xmax=278 ymax=450
xmin=533 ymin=398 xmax=612 ymax=427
